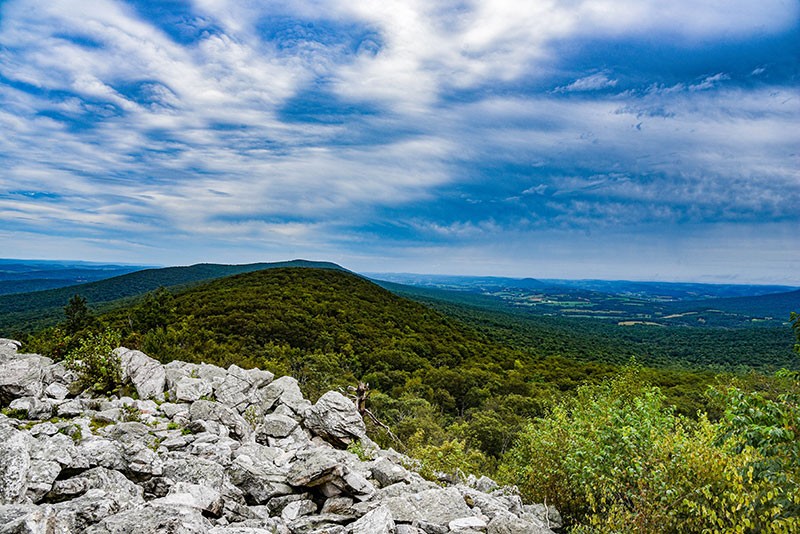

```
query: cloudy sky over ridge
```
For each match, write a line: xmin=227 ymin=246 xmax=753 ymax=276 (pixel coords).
xmin=1 ymin=0 xmax=798 ymax=282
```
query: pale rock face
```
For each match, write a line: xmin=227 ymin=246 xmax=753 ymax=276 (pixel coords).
xmin=115 ymin=348 xmax=166 ymax=400
xmin=44 ymin=382 xmax=70 ymax=400
xmin=214 ymin=364 xmax=274 ymax=414
xmin=175 ymin=377 xmax=214 ymax=403
xmin=0 ymin=355 xmax=49 ymax=403
xmin=0 ymin=341 xmax=559 ymax=534
xmin=383 ymin=487 xmax=473 ymax=527
xmin=349 ymin=505 xmax=395 ymax=534
xmin=0 ymin=425 xmax=33 ymax=505
xmin=302 ymin=391 xmax=366 ymax=448
xmin=258 ymin=413 xmax=298 ymax=439
xmin=260 ymin=376 xmax=310 ymax=415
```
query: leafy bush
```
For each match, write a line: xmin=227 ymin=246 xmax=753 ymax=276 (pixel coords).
xmin=499 ymin=368 xmax=800 ymax=533
xmin=64 ymin=329 xmax=124 ymax=394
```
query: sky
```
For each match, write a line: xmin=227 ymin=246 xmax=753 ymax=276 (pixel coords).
xmin=1 ymin=1 xmax=798 ymax=284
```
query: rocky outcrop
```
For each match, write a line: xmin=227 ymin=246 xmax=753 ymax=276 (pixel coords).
xmin=0 ymin=339 xmax=558 ymax=533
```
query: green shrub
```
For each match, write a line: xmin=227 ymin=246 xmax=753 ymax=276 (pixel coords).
xmin=499 ymin=368 xmax=800 ymax=533
xmin=64 ymin=329 xmax=124 ymax=394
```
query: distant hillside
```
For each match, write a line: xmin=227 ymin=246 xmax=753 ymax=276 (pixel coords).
xmin=0 ymin=259 xmax=147 ymax=295
xmin=375 ymin=280 xmax=798 ymax=372
xmin=538 ymin=279 xmax=798 ymax=300
xmin=364 ymin=273 xmax=546 ymax=291
xmin=0 ymin=260 xmax=346 ymax=334
xmin=667 ymin=289 xmax=800 ymax=321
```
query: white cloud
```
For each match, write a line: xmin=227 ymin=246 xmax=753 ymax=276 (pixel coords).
xmin=555 ymin=72 xmax=618 ymax=93
xmin=689 ymin=73 xmax=731 ymax=91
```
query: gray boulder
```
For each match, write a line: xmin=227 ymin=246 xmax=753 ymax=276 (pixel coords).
xmin=0 ymin=503 xmax=58 ymax=534
xmin=0 ymin=355 xmax=50 ymax=403
xmin=0 ymin=339 xmax=22 ymax=353
xmin=228 ymin=455 xmax=293 ymax=505
xmin=349 ymin=505 xmax=395 ymax=534
xmin=383 ymin=487 xmax=473 ymax=527
xmin=524 ymin=503 xmax=563 ymax=530
xmin=175 ymin=377 xmax=213 ymax=403
xmin=154 ymin=482 xmax=225 ymax=518
xmin=287 ymin=448 xmax=346 ymax=488
xmin=487 ymin=511 xmax=552 ymax=534
xmin=85 ymin=504 xmax=213 ymax=533
xmin=303 ymin=391 xmax=366 ymax=448
xmin=162 ymin=453 xmax=227 ymax=488
xmin=261 ymin=376 xmax=310 ymax=415
xmin=370 ymin=457 xmax=411 ymax=487
xmin=215 ymin=364 xmax=273 ymax=413
xmin=8 ymin=397 xmax=53 ymax=420
xmin=115 ymin=348 xmax=166 ymax=400
xmin=258 ymin=413 xmax=298 ymax=439
xmin=190 ymin=400 xmax=251 ymax=440
xmin=0 ymin=425 xmax=32 ymax=505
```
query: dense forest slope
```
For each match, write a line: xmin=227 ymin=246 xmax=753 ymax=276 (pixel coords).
xmin=0 ymin=260 xmax=345 ymax=334
xmin=377 ymin=281 xmax=798 ymax=371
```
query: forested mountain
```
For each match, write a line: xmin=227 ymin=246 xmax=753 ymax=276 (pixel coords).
xmin=0 ymin=260 xmax=345 ymax=335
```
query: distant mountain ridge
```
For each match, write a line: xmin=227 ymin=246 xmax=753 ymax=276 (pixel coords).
xmin=367 ymin=273 xmax=797 ymax=301
xmin=0 ymin=260 xmax=347 ymax=334
xmin=667 ymin=288 xmax=800 ymax=319
xmin=0 ymin=259 xmax=150 ymax=295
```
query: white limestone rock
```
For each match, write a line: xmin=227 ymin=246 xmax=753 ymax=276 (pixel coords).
xmin=115 ymin=348 xmax=166 ymax=400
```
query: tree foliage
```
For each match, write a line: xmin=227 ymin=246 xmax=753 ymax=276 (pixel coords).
xmin=499 ymin=367 xmax=800 ymax=533
xmin=63 ymin=328 xmax=124 ymax=394
xmin=63 ymin=294 xmax=95 ymax=334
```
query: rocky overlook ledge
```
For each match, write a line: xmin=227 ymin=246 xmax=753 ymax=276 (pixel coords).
xmin=0 ymin=338 xmax=560 ymax=534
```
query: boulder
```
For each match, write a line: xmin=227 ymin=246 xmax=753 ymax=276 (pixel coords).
xmin=215 ymin=364 xmax=273 ymax=413
xmin=190 ymin=400 xmax=251 ymax=441
xmin=0 ymin=503 xmax=58 ymax=533
xmin=383 ymin=487 xmax=473 ymax=527
xmin=487 ymin=511 xmax=551 ymax=534
xmin=524 ymin=503 xmax=563 ymax=530
xmin=228 ymin=455 xmax=294 ymax=505
xmin=350 ymin=505 xmax=395 ymax=534
xmin=0 ymin=425 xmax=32 ymax=505
xmin=175 ymin=377 xmax=213 ymax=403
xmin=370 ymin=457 xmax=411 ymax=487
xmin=84 ymin=503 xmax=213 ymax=533
xmin=260 ymin=376 xmax=310 ymax=415
xmin=154 ymin=482 xmax=225 ymax=518
xmin=0 ymin=355 xmax=50 ymax=403
xmin=286 ymin=448 xmax=345 ymax=488
xmin=0 ymin=339 xmax=22 ymax=353
xmin=259 ymin=413 xmax=299 ymax=439
xmin=115 ymin=348 xmax=165 ymax=400
xmin=8 ymin=396 xmax=53 ymax=420
xmin=303 ymin=391 xmax=366 ymax=448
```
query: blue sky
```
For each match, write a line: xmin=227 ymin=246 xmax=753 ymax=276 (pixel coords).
xmin=1 ymin=1 xmax=798 ymax=283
